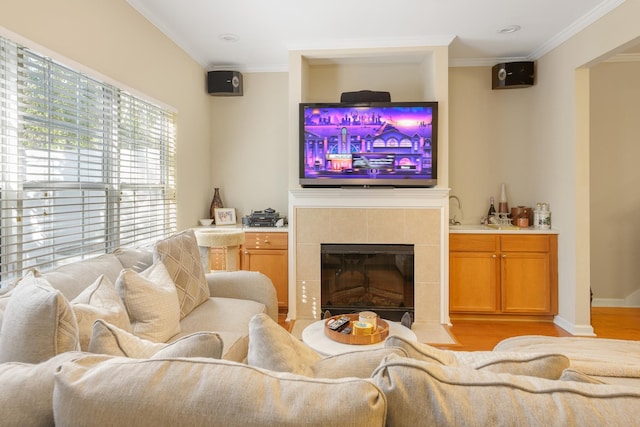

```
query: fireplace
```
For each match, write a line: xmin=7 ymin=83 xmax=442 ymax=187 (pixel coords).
xmin=321 ymin=243 xmax=414 ymax=321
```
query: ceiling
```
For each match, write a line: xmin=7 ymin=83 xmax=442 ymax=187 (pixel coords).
xmin=128 ymin=0 xmax=625 ymax=72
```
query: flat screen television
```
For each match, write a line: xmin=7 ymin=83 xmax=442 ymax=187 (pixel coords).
xmin=299 ymin=101 xmax=438 ymax=188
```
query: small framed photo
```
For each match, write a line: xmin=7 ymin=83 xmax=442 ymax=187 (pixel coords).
xmin=214 ymin=208 xmax=236 ymax=225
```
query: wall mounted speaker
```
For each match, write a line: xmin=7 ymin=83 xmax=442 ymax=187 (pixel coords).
xmin=207 ymin=71 xmax=243 ymax=96
xmin=492 ymin=62 xmax=534 ymax=89
xmin=340 ymin=90 xmax=391 ymax=103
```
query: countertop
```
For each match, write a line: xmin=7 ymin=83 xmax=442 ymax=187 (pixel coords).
xmin=193 ymin=225 xmax=288 ymax=233
xmin=449 ymin=225 xmax=559 ymax=235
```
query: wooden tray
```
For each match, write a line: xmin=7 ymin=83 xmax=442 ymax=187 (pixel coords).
xmin=324 ymin=314 xmax=389 ymax=345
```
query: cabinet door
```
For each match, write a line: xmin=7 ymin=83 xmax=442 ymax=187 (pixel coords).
xmin=500 ymin=252 xmax=552 ymax=314
xmin=449 ymin=251 xmax=499 ymax=313
xmin=242 ymin=248 xmax=288 ymax=310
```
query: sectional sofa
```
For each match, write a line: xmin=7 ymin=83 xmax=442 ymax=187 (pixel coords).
xmin=0 ymin=229 xmax=638 ymax=426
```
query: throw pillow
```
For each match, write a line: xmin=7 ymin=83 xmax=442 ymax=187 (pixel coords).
xmin=0 ymin=351 xmax=87 ymax=426
xmin=153 ymin=229 xmax=209 ymax=319
xmin=54 ymin=356 xmax=386 ymax=427
xmin=0 ymin=272 xmax=80 ymax=363
xmin=247 ymin=313 xmax=406 ymax=378
xmin=88 ymin=319 xmax=223 ymax=359
xmin=71 ymin=274 xmax=131 ymax=351
xmin=385 ymin=335 xmax=569 ymax=379
xmin=372 ymin=354 xmax=640 ymax=427
xmin=115 ymin=261 xmax=181 ymax=342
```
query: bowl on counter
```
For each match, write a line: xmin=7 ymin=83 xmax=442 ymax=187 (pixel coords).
xmin=199 ymin=219 xmax=214 ymax=226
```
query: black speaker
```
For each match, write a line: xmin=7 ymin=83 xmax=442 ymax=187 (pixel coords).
xmin=207 ymin=71 xmax=243 ymax=96
xmin=492 ymin=62 xmax=534 ymax=89
xmin=340 ymin=90 xmax=391 ymax=103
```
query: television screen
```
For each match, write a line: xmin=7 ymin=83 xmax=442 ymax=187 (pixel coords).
xmin=299 ymin=102 xmax=438 ymax=187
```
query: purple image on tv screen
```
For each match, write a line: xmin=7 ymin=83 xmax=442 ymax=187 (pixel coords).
xmin=300 ymin=103 xmax=437 ymax=187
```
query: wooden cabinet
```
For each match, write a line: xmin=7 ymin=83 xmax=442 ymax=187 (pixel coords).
xmin=449 ymin=233 xmax=557 ymax=320
xmin=241 ymin=231 xmax=288 ymax=312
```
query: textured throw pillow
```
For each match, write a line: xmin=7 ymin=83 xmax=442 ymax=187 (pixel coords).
xmin=115 ymin=262 xmax=181 ymax=342
xmin=54 ymin=356 xmax=386 ymax=427
xmin=373 ymin=354 xmax=640 ymax=427
xmin=0 ymin=351 xmax=87 ymax=426
xmin=72 ymin=275 xmax=131 ymax=351
xmin=154 ymin=229 xmax=209 ymax=319
xmin=385 ymin=335 xmax=569 ymax=379
xmin=0 ymin=272 xmax=80 ymax=363
xmin=247 ymin=313 xmax=406 ymax=378
xmin=88 ymin=319 xmax=223 ymax=359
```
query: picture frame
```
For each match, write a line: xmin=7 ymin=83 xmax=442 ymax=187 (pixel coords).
xmin=214 ymin=208 xmax=236 ymax=225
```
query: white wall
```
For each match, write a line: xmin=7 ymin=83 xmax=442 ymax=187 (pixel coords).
xmin=0 ymin=0 xmax=212 ymax=232
xmin=590 ymin=61 xmax=640 ymax=307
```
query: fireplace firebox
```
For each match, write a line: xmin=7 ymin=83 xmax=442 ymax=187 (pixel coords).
xmin=321 ymin=243 xmax=414 ymax=321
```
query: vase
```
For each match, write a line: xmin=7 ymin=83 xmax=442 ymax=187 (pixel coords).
xmin=209 ymin=188 xmax=224 ymax=220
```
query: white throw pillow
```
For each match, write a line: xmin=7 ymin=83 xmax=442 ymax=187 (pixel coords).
xmin=385 ymin=335 xmax=569 ymax=379
xmin=88 ymin=319 xmax=223 ymax=359
xmin=72 ymin=275 xmax=131 ymax=351
xmin=153 ymin=229 xmax=210 ymax=319
xmin=115 ymin=262 xmax=181 ymax=342
xmin=247 ymin=313 xmax=406 ymax=378
xmin=0 ymin=272 xmax=80 ymax=363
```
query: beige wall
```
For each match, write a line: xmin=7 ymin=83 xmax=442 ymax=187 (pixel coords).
xmin=590 ymin=61 xmax=640 ymax=307
xmin=531 ymin=0 xmax=640 ymax=333
xmin=209 ymin=72 xmax=289 ymax=219
xmin=0 ymin=0 xmax=212 ymax=231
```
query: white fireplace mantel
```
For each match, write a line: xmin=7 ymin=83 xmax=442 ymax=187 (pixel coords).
xmin=287 ymin=187 xmax=451 ymax=326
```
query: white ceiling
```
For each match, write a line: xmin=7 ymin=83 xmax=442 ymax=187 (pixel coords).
xmin=128 ymin=0 xmax=625 ymax=72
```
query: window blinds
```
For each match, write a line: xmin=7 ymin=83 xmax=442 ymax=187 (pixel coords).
xmin=0 ymin=35 xmax=176 ymax=287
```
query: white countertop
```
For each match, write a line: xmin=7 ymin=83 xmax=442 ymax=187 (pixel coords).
xmin=193 ymin=225 xmax=288 ymax=232
xmin=449 ymin=225 xmax=559 ymax=234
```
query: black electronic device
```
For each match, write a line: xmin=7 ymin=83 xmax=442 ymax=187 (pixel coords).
xmin=242 ymin=208 xmax=286 ymax=228
xmin=207 ymin=70 xmax=243 ymax=96
xmin=328 ymin=316 xmax=351 ymax=332
xmin=340 ymin=90 xmax=391 ymax=103
xmin=492 ymin=62 xmax=535 ymax=89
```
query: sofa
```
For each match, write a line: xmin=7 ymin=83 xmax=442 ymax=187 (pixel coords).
xmin=1 ymin=230 xmax=639 ymax=426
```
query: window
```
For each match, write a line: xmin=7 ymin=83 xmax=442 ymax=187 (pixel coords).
xmin=0 ymin=35 xmax=176 ymax=288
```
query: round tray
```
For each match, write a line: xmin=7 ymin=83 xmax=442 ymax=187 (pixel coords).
xmin=324 ymin=314 xmax=389 ymax=345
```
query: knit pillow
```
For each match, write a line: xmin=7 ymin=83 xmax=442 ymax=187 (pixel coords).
xmin=154 ymin=229 xmax=209 ymax=319
xmin=247 ymin=313 xmax=406 ymax=378
xmin=71 ymin=275 xmax=131 ymax=351
xmin=89 ymin=319 xmax=223 ymax=359
xmin=0 ymin=272 xmax=80 ymax=363
xmin=385 ymin=335 xmax=569 ymax=379
xmin=115 ymin=262 xmax=181 ymax=342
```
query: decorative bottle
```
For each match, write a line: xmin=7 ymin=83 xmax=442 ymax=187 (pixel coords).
xmin=209 ymin=188 xmax=224 ymax=220
xmin=487 ymin=196 xmax=496 ymax=223
xmin=498 ymin=183 xmax=509 ymax=214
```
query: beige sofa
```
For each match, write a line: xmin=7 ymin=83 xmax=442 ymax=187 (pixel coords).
xmin=1 ymin=230 xmax=638 ymax=426
xmin=0 ymin=229 xmax=278 ymax=363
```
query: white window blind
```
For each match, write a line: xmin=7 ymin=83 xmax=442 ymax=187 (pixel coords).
xmin=0 ymin=35 xmax=176 ymax=287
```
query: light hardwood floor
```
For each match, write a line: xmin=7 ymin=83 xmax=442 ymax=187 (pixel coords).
xmin=279 ymin=307 xmax=640 ymax=351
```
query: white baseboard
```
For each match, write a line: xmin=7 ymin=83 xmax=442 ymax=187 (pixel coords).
xmin=553 ymin=315 xmax=595 ymax=336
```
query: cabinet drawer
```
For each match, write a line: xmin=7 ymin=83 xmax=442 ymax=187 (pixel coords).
xmin=243 ymin=232 xmax=288 ymax=250
xmin=450 ymin=234 xmax=498 ymax=252
xmin=501 ymin=235 xmax=549 ymax=252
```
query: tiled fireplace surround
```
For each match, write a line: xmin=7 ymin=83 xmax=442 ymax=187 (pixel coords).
xmin=288 ymin=188 xmax=450 ymax=326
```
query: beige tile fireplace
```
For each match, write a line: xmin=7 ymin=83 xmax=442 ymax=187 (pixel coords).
xmin=287 ymin=188 xmax=450 ymax=327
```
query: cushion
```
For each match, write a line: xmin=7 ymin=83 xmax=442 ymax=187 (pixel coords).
xmin=248 ymin=313 xmax=406 ymax=378
xmin=115 ymin=262 xmax=181 ymax=342
xmin=71 ymin=274 xmax=131 ymax=351
xmin=0 ymin=272 xmax=80 ymax=363
xmin=385 ymin=335 xmax=569 ymax=379
xmin=53 ymin=356 xmax=387 ymax=427
xmin=153 ymin=229 xmax=209 ymax=319
xmin=372 ymin=354 xmax=640 ymax=427
xmin=88 ymin=319 xmax=223 ymax=359
xmin=0 ymin=351 xmax=87 ymax=426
